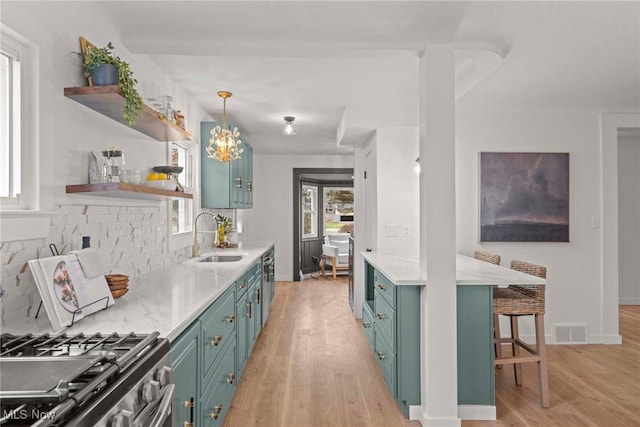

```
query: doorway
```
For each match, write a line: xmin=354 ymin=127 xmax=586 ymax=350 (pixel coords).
xmin=292 ymin=168 xmax=354 ymax=281
xmin=618 ymin=128 xmax=640 ymax=305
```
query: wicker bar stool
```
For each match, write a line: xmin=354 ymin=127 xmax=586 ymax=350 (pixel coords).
xmin=474 ymin=251 xmax=504 ymax=362
xmin=493 ymin=260 xmax=550 ymax=408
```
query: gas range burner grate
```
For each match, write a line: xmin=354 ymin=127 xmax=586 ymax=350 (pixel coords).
xmin=0 ymin=332 xmax=162 ymax=426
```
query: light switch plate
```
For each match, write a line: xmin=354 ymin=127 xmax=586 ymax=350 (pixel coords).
xmin=385 ymin=224 xmax=399 ymax=237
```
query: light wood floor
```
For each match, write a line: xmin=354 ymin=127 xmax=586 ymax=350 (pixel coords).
xmin=225 ymin=278 xmax=640 ymax=427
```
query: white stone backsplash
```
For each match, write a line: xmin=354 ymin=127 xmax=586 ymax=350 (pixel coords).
xmin=0 ymin=203 xmax=193 ymax=329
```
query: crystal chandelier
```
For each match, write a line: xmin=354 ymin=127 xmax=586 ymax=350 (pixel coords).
xmin=207 ymin=91 xmax=243 ymax=162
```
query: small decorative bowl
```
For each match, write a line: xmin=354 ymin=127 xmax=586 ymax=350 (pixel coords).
xmin=145 ymin=180 xmax=177 ymax=191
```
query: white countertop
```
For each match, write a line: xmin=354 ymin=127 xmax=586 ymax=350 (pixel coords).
xmin=361 ymin=252 xmax=546 ymax=287
xmin=456 ymin=254 xmax=546 ymax=286
xmin=4 ymin=241 xmax=275 ymax=342
xmin=361 ymin=252 xmax=425 ymax=285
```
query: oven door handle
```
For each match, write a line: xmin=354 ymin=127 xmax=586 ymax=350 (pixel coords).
xmin=135 ymin=384 xmax=175 ymax=427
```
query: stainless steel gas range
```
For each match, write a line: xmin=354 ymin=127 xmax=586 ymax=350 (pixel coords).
xmin=0 ymin=332 xmax=174 ymax=427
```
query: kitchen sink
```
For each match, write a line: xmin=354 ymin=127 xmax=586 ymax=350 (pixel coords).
xmin=198 ymin=255 xmax=244 ymax=263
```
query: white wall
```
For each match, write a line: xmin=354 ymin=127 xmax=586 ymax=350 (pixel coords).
xmin=242 ymin=153 xmax=353 ymax=281
xmin=456 ymin=107 xmax=604 ymax=342
xmin=618 ymin=135 xmax=640 ymax=304
xmin=0 ymin=4 xmax=210 ymax=327
xmin=375 ymin=127 xmax=420 ymax=256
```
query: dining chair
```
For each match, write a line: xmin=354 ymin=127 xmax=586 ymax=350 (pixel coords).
xmin=474 ymin=251 xmax=503 ymax=362
xmin=493 ymin=259 xmax=550 ymax=408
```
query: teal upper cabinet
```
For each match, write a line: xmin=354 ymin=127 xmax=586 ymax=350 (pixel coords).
xmin=201 ymin=121 xmax=254 ymax=209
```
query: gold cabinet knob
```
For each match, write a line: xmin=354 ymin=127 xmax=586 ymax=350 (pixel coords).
xmin=363 ymin=323 xmax=372 ymax=328
xmin=226 ymin=372 xmax=236 ymax=384
xmin=210 ymin=405 xmax=223 ymax=419
xmin=226 ymin=315 xmax=235 ymax=323
xmin=239 ymin=282 xmax=246 ymax=289
xmin=377 ymin=283 xmax=386 ymax=290
xmin=377 ymin=351 xmax=386 ymax=360
xmin=376 ymin=313 xmax=385 ymax=320
xmin=183 ymin=400 xmax=194 ymax=408
xmin=210 ymin=335 xmax=223 ymax=346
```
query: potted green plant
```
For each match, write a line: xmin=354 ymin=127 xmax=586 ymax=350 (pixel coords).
xmin=82 ymin=42 xmax=144 ymax=126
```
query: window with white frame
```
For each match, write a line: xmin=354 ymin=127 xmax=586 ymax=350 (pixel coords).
xmin=1 ymin=35 xmax=23 ymax=207
xmin=323 ymin=187 xmax=354 ymax=235
xmin=169 ymin=142 xmax=193 ymax=243
xmin=302 ymin=184 xmax=318 ymax=239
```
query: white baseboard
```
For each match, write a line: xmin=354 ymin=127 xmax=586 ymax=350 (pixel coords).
xmin=409 ymin=405 xmax=422 ymax=420
xmin=457 ymin=404 xmax=496 ymax=420
xmin=619 ymin=298 xmax=640 ymax=305
xmin=420 ymin=413 xmax=462 ymax=427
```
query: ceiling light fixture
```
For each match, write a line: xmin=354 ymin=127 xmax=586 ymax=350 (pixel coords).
xmin=282 ymin=116 xmax=298 ymax=136
xmin=207 ymin=91 xmax=243 ymax=162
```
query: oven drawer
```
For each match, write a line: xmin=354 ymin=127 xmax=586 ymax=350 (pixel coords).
xmin=200 ymin=338 xmax=236 ymax=427
xmin=201 ymin=286 xmax=236 ymax=380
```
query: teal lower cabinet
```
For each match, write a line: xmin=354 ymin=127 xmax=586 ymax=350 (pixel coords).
xmin=172 ymin=321 xmax=200 ymax=427
xmin=457 ymin=285 xmax=495 ymax=406
xmin=201 ymin=336 xmax=237 ymax=426
xmin=362 ymin=262 xmax=421 ymax=418
xmin=171 ymin=257 xmax=271 ymax=427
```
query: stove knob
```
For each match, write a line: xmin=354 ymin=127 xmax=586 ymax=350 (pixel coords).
xmin=156 ymin=366 xmax=174 ymax=387
xmin=111 ymin=410 xmax=133 ymax=427
xmin=141 ymin=380 xmax=161 ymax=404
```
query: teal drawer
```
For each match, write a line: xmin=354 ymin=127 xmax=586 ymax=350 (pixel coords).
xmin=374 ymin=289 xmax=396 ymax=352
xmin=362 ymin=301 xmax=375 ymax=351
xmin=247 ymin=260 xmax=261 ymax=283
xmin=236 ymin=276 xmax=249 ymax=301
xmin=201 ymin=337 xmax=236 ymax=427
xmin=374 ymin=269 xmax=396 ymax=309
xmin=374 ymin=329 xmax=396 ymax=397
xmin=201 ymin=288 xmax=236 ymax=380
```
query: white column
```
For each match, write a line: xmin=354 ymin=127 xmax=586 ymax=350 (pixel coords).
xmin=419 ymin=43 xmax=460 ymax=426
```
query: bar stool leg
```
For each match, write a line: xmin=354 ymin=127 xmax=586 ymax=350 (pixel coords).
xmin=535 ymin=314 xmax=550 ymax=408
xmin=494 ymin=314 xmax=503 ymax=368
xmin=510 ymin=315 xmax=523 ymax=386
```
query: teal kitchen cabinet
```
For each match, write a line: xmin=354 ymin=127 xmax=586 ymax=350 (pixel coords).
xmin=201 ymin=121 xmax=253 ymax=209
xmin=362 ymin=261 xmax=421 ymax=417
xmin=172 ymin=321 xmax=200 ymax=427
xmin=171 ymin=286 xmax=235 ymax=427
xmin=235 ymin=259 xmax=262 ymax=376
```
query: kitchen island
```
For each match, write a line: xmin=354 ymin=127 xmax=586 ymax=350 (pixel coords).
xmin=360 ymin=251 xmax=546 ymax=421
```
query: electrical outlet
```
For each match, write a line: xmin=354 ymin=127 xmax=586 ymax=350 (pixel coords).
xmin=401 ymin=224 xmax=410 ymax=237
xmin=385 ymin=224 xmax=399 ymax=237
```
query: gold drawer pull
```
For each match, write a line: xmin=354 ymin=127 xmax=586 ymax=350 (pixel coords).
xmin=376 ymin=313 xmax=385 ymax=320
xmin=210 ymin=405 xmax=223 ymax=419
xmin=377 ymin=283 xmax=386 ymax=290
xmin=363 ymin=323 xmax=372 ymax=328
xmin=183 ymin=400 xmax=194 ymax=408
xmin=377 ymin=351 xmax=386 ymax=360
xmin=226 ymin=315 xmax=235 ymax=323
xmin=210 ymin=336 xmax=223 ymax=346
xmin=226 ymin=372 xmax=236 ymax=384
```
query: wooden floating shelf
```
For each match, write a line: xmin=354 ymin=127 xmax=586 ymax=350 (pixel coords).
xmin=66 ymin=182 xmax=193 ymax=201
xmin=64 ymin=86 xmax=193 ymax=142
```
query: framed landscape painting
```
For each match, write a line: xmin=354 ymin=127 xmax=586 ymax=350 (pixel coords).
xmin=480 ymin=152 xmax=569 ymax=242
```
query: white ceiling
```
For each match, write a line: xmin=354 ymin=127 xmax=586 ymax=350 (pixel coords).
xmin=10 ymin=1 xmax=640 ymax=155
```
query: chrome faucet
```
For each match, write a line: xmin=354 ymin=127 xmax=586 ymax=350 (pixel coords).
xmin=192 ymin=211 xmax=217 ymax=258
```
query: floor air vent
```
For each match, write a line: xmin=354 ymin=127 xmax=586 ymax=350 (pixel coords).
xmin=554 ymin=324 xmax=587 ymax=344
